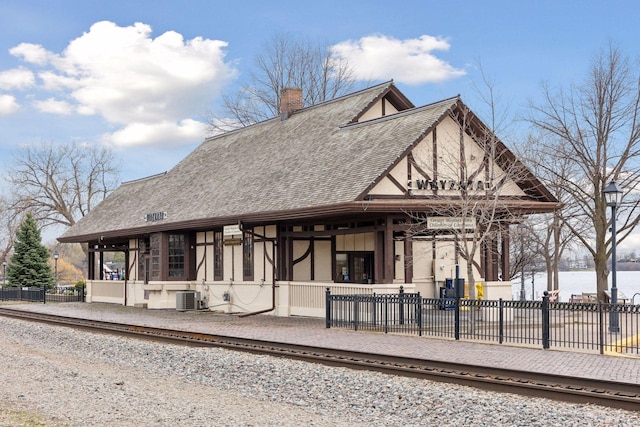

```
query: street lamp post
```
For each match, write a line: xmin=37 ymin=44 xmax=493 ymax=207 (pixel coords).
xmin=531 ymin=268 xmax=535 ymax=300
xmin=53 ymin=251 xmax=59 ymax=289
xmin=2 ymin=260 xmax=6 ymax=285
xmin=604 ymin=180 xmax=623 ymax=333
xmin=518 ymin=223 xmax=526 ymax=301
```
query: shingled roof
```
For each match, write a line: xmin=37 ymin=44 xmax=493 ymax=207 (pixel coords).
xmin=59 ymin=81 xmax=549 ymax=243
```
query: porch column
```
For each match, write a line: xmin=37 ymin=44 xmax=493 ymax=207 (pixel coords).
xmin=384 ymin=215 xmax=394 ymax=283
xmin=375 ymin=231 xmax=384 ymax=284
xmin=404 ymin=232 xmax=413 ymax=284
xmin=88 ymin=244 xmax=95 ymax=280
xmin=501 ymin=228 xmax=510 ymax=281
xmin=488 ymin=236 xmax=499 ymax=281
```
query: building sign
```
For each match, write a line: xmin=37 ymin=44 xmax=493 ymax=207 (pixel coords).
xmin=144 ymin=211 xmax=167 ymax=222
xmin=223 ymin=224 xmax=242 ymax=236
xmin=427 ymin=217 xmax=476 ymax=230
xmin=409 ymin=179 xmax=493 ymax=192
xmin=223 ymin=239 xmax=243 ymax=246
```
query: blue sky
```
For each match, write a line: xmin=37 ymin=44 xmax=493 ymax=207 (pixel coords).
xmin=0 ymin=0 xmax=638 ymax=186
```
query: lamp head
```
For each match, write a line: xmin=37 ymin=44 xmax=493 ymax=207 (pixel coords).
xmin=603 ymin=181 xmax=623 ymax=208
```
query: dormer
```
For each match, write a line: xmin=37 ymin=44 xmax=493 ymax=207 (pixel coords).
xmin=351 ymin=83 xmax=414 ymax=123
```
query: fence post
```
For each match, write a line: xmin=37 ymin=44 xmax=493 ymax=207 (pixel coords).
xmin=541 ymin=291 xmax=550 ymax=349
xmin=372 ymin=292 xmax=377 ymax=326
xmin=354 ymin=295 xmax=359 ymax=331
xmin=325 ymin=287 xmax=331 ymax=329
xmin=384 ymin=296 xmax=388 ymax=334
xmin=454 ymin=295 xmax=460 ymax=340
xmin=42 ymin=286 xmax=46 ymax=304
xmin=499 ymin=298 xmax=504 ymax=344
xmin=598 ymin=301 xmax=604 ymax=355
xmin=399 ymin=285 xmax=405 ymax=325
xmin=417 ymin=294 xmax=423 ymax=337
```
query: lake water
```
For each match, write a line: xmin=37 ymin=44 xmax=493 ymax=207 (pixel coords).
xmin=513 ymin=270 xmax=640 ymax=303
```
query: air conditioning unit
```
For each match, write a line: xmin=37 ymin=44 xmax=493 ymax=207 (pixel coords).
xmin=176 ymin=290 xmax=199 ymax=311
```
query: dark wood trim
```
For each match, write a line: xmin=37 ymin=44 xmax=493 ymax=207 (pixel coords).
xmin=404 ymin=233 xmax=413 ymax=284
xmin=501 ymin=228 xmax=509 ymax=281
xmin=287 ymin=235 xmax=294 ymax=281
xmin=88 ymin=246 xmax=95 ymax=280
xmin=408 ymin=153 xmax=432 ymax=181
xmin=386 ymin=173 xmax=408 ymax=194
xmin=60 ymin=198 xmax=560 ymax=244
xmin=374 ymin=231 xmax=384 ymax=285
xmin=432 ymin=126 xmax=438 ymax=190
xmin=127 ymin=247 xmax=136 ymax=282
xmin=292 ymin=241 xmax=312 ymax=265
xmin=384 ymin=215 xmax=394 ymax=283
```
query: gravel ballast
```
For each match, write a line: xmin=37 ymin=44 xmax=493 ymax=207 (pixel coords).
xmin=1 ymin=315 xmax=639 ymax=426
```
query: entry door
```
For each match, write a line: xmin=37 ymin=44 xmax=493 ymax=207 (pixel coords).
xmin=353 ymin=253 xmax=374 ymax=284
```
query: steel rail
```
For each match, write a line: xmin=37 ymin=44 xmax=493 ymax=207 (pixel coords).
xmin=1 ymin=307 xmax=639 ymax=412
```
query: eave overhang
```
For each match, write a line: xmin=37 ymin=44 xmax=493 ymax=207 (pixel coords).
xmin=58 ymin=199 xmax=561 ymax=244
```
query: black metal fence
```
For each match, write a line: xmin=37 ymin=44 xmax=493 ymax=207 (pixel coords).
xmin=0 ymin=286 xmax=86 ymax=304
xmin=326 ymin=288 xmax=640 ymax=356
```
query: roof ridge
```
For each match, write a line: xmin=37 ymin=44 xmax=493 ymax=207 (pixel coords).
xmin=121 ymin=171 xmax=167 ymax=185
xmin=340 ymin=95 xmax=459 ymax=129
xmin=204 ymin=81 xmax=395 ymax=143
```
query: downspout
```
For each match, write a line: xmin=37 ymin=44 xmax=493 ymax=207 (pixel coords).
xmin=239 ymin=223 xmax=278 ymax=317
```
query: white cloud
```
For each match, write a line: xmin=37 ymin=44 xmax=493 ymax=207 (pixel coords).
xmin=0 ymin=68 xmax=35 ymax=90
xmin=9 ymin=43 xmax=54 ymax=65
xmin=330 ymin=34 xmax=465 ymax=85
xmin=7 ymin=20 xmax=237 ymax=147
xmin=104 ymin=118 xmax=208 ymax=147
xmin=33 ymin=98 xmax=73 ymax=115
xmin=0 ymin=94 xmax=20 ymax=114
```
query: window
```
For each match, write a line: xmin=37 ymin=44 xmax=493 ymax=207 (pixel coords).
xmin=168 ymin=234 xmax=186 ymax=278
xmin=334 ymin=252 xmax=374 ymax=284
xmin=138 ymin=237 xmax=150 ymax=283
xmin=214 ymin=230 xmax=223 ymax=281
xmin=243 ymin=228 xmax=254 ymax=281
xmin=150 ymin=234 xmax=161 ymax=280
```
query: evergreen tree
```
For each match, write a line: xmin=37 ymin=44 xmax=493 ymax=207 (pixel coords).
xmin=7 ymin=213 xmax=54 ymax=288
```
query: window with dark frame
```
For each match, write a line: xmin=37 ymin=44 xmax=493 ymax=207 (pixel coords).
xmin=334 ymin=252 xmax=374 ymax=284
xmin=168 ymin=234 xmax=186 ymax=278
xmin=243 ymin=228 xmax=254 ymax=281
xmin=138 ymin=237 xmax=150 ymax=283
xmin=150 ymin=234 xmax=161 ymax=280
xmin=214 ymin=230 xmax=223 ymax=281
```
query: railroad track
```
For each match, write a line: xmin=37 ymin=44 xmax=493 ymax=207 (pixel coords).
xmin=1 ymin=306 xmax=639 ymax=412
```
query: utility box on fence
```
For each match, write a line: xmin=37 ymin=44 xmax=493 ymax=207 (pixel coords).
xmin=438 ymin=278 xmax=465 ymax=310
xmin=438 ymin=279 xmax=456 ymax=310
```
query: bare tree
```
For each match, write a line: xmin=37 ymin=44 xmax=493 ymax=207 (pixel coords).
xmin=8 ymin=141 xmax=120 ymax=237
xmin=0 ymin=196 xmax=23 ymax=267
xmin=516 ymin=137 xmax=586 ymax=292
xmin=527 ymin=44 xmax=640 ymax=301
xmin=207 ymin=32 xmax=357 ymax=132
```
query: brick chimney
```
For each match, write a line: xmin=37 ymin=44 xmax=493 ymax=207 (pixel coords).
xmin=279 ymin=87 xmax=303 ymax=120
